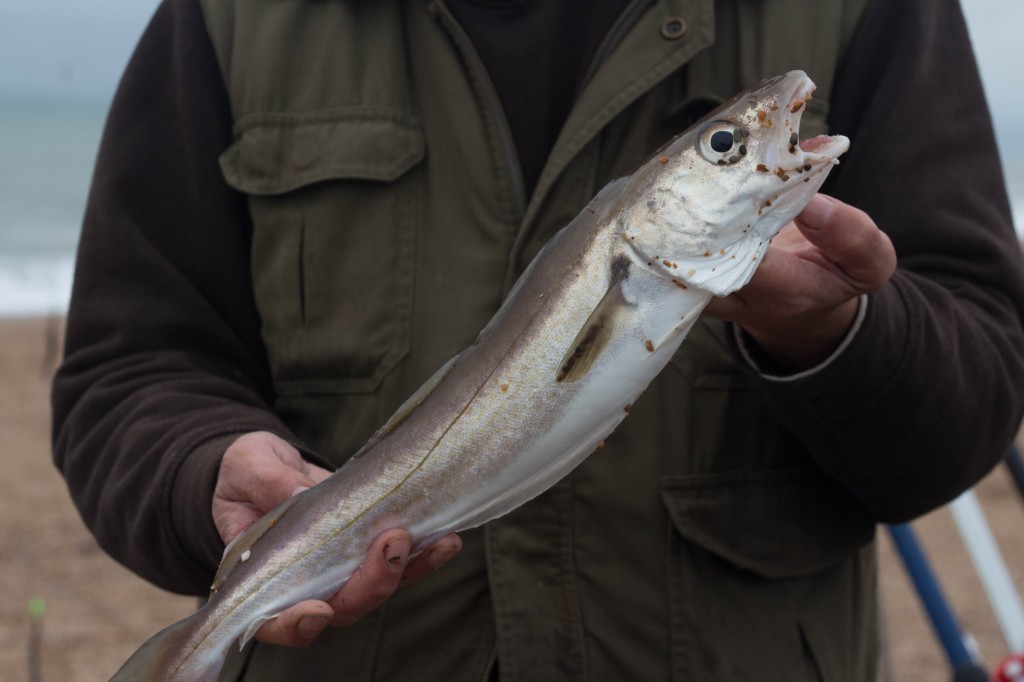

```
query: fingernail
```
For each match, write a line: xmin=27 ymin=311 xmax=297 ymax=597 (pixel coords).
xmin=800 ymin=194 xmax=834 ymax=229
xmin=297 ymin=614 xmax=329 ymax=639
xmin=384 ymin=539 xmax=411 ymax=572
xmin=289 ymin=485 xmax=309 ymax=498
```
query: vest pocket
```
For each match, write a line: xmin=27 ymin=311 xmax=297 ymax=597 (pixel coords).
xmin=660 ymin=465 xmax=874 ymax=579
xmin=658 ymin=467 xmax=876 ymax=680
xmin=220 ymin=108 xmax=425 ymax=394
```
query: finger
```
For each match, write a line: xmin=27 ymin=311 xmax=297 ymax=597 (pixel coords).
xmin=254 ymin=599 xmax=334 ymax=648
xmin=305 ymin=463 xmax=333 ymax=486
xmin=327 ymin=530 xmax=411 ymax=627
xmin=262 ymin=434 xmax=329 ymax=481
xmin=711 ymin=196 xmax=893 ymax=319
xmin=794 ymin=194 xmax=896 ymax=290
xmin=213 ymin=505 xmax=263 ymax=547
xmin=251 ymin=531 xmax=459 ymax=645
xmin=400 ymin=533 xmax=462 ymax=585
xmin=260 ymin=435 xmax=334 ymax=496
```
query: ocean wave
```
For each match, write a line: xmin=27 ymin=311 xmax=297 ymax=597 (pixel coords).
xmin=0 ymin=199 xmax=1021 ymax=319
xmin=0 ymin=255 xmax=75 ymax=317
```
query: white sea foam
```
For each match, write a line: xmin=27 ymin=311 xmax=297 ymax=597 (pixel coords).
xmin=0 ymin=254 xmax=76 ymax=318
xmin=0 ymin=94 xmax=98 ymax=318
xmin=0 ymin=197 xmax=1021 ymax=319
xmin=0 ymin=83 xmax=1021 ymax=317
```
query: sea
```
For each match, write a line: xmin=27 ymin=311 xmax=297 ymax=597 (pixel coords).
xmin=1 ymin=92 xmax=1023 ymax=319
xmin=0 ymin=94 xmax=108 ymax=317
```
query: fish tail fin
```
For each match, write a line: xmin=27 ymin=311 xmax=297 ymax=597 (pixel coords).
xmin=109 ymin=608 xmax=219 ymax=682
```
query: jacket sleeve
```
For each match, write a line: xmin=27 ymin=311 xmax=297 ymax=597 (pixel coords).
xmin=740 ymin=0 xmax=1024 ymax=522
xmin=51 ymin=0 xmax=299 ymax=595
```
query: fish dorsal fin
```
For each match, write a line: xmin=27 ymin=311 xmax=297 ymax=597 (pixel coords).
xmin=348 ymin=352 xmax=460 ymax=461
xmin=557 ymin=256 xmax=634 ymax=383
xmin=210 ymin=494 xmax=301 ymax=594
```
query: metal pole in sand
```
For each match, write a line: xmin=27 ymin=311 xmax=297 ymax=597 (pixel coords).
xmin=887 ymin=524 xmax=989 ymax=681
xmin=1006 ymin=444 xmax=1024 ymax=505
xmin=949 ymin=489 xmax=1024 ymax=653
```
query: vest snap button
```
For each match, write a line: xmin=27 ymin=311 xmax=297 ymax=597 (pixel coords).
xmin=661 ymin=16 xmax=687 ymax=40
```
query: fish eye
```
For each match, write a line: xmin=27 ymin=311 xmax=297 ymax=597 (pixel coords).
xmin=698 ymin=121 xmax=747 ymax=165
xmin=710 ymin=130 xmax=734 ymax=152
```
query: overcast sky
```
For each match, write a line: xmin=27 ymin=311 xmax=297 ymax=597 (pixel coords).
xmin=0 ymin=1 xmax=1019 ymax=109
xmin=0 ymin=0 xmax=1021 ymax=166
xmin=0 ymin=0 xmax=159 ymax=95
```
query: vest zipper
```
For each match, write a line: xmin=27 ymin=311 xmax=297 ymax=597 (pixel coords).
xmin=430 ymin=1 xmax=528 ymax=223
xmin=479 ymin=642 xmax=498 ymax=682
xmin=576 ymin=0 xmax=654 ymax=100
xmin=497 ymin=0 xmax=656 ymax=296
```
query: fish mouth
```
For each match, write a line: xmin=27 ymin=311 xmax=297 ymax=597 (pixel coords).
xmin=797 ymin=134 xmax=849 ymax=164
xmin=755 ymin=71 xmax=849 ymax=183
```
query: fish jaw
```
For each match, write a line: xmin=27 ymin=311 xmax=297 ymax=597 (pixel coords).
xmin=618 ymin=70 xmax=849 ymax=296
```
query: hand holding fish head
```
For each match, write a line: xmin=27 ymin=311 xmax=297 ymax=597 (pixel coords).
xmin=619 ymin=70 xmax=849 ymax=297
xmin=705 ymin=194 xmax=896 ymax=370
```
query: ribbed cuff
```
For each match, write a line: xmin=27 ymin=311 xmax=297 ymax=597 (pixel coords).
xmin=732 ymin=294 xmax=869 ymax=382
xmin=729 ymin=281 xmax=911 ymax=421
xmin=170 ymin=431 xmax=248 ymax=576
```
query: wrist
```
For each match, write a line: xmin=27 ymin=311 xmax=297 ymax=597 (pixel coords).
xmin=737 ymin=296 xmax=866 ymax=377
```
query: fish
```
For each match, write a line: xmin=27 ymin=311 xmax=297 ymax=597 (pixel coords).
xmin=111 ymin=70 xmax=848 ymax=681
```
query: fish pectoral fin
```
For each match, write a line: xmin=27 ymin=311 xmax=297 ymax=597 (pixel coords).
xmin=651 ymin=301 xmax=704 ymax=352
xmin=349 ymin=352 xmax=460 ymax=460
xmin=240 ymin=611 xmax=285 ymax=651
xmin=557 ymin=266 xmax=633 ymax=383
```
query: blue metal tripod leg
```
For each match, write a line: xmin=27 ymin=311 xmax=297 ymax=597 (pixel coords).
xmin=887 ymin=524 xmax=989 ymax=681
xmin=1006 ymin=444 xmax=1024 ymax=504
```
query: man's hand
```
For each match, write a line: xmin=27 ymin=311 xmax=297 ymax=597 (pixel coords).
xmin=705 ymin=194 xmax=896 ymax=370
xmin=212 ymin=431 xmax=462 ymax=647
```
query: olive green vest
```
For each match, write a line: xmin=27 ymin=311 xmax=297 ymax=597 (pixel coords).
xmin=199 ymin=1 xmax=877 ymax=679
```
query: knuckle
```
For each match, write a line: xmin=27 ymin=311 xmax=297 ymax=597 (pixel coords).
xmin=327 ymin=599 xmax=364 ymax=627
xmin=252 ymin=476 xmax=282 ymax=512
xmin=257 ymin=621 xmax=288 ymax=646
xmin=331 ymin=612 xmax=360 ymax=628
xmin=373 ymin=579 xmax=398 ymax=599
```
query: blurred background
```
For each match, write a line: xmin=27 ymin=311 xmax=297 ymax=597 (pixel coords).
xmin=0 ymin=1 xmax=1022 ymax=681
xmin=1 ymin=0 xmax=1022 ymax=318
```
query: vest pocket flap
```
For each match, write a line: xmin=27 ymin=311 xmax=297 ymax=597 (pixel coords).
xmin=660 ymin=466 xmax=874 ymax=579
xmin=220 ymin=108 xmax=425 ymax=195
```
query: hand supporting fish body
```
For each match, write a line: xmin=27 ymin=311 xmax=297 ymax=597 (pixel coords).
xmin=112 ymin=70 xmax=848 ymax=681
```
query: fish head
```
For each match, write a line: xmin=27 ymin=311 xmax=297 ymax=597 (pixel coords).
xmin=620 ymin=70 xmax=849 ymax=296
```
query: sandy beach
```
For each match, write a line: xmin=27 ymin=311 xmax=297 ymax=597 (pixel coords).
xmin=1 ymin=315 xmax=1021 ymax=681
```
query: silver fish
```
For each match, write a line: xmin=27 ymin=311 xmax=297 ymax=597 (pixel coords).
xmin=111 ymin=70 xmax=848 ymax=681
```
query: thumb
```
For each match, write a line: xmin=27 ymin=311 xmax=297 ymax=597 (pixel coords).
xmin=215 ymin=433 xmax=322 ymax=545
xmin=794 ymin=194 xmax=896 ymax=291
xmin=219 ymin=432 xmax=320 ymax=514
xmin=252 ymin=462 xmax=316 ymax=513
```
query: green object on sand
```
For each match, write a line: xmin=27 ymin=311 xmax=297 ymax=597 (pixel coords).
xmin=28 ymin=596 xmax=45 ymax=619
